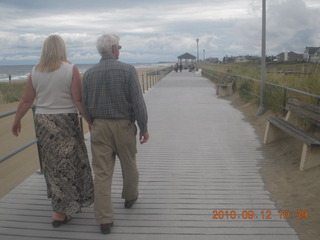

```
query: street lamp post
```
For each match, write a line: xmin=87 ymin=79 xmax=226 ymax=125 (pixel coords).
xmin=203 ymin=49 xmax=205 ymax=60
xmin=196 ymin=39 xmax=199 ymax=62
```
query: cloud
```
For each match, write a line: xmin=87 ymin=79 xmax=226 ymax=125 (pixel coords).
xmin=266 ymin=0 xmax=320 ymax=53
xmin=0 ymin=0 xmax=319 ymax=64
xmin=233 ymin=0 xmax=320 ymax=56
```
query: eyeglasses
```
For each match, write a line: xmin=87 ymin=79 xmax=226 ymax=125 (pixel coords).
xmin=113 ymin=45 xmax=122 ymax=50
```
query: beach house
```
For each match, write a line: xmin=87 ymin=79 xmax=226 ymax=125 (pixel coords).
xmin=303 ymin=47 xmax=320 ymax=62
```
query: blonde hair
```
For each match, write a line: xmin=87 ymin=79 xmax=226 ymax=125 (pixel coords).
xmin=35 ymin=35 xmax=70 ymax=72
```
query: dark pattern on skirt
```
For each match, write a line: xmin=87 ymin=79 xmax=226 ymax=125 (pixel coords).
xmin=35 ymin=113 xmax=94 ymax=215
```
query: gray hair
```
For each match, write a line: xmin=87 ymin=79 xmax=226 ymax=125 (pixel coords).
xmin=96 ymin=34 xmax=120 ymax=56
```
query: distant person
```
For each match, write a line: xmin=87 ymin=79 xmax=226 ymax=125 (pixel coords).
xmin=83 ymin=33 xmax=149 ymax=234
xmin=174 ymin=63 xmax=178 ymax=72
xmin=11 ymin=35 xmax=94 ymax=228
xmin=179 ymin=63 xmax=183 ymax=72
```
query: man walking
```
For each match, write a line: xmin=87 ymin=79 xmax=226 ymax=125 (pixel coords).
xmin=83 ymin=33 xmax=149 ymax=234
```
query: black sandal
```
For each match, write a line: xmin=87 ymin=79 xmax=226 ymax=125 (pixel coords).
xmin=52 ymin=215 xmax=72 ymax=228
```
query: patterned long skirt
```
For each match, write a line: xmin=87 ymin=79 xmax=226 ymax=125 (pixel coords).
xmin=35 ymin=113 xmax=94 ymax=215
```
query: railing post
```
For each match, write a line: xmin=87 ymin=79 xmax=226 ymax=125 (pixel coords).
xmin=283 ymin=88 xmax=287 ymax=115
xmin=136 ymin=66 xmax=172 ymax=93
xmin=155 ymin=72 xmax=157 ymax=85
xmin=157 ymin=71 xmax=159 ymax=84
xmin=31 ymin=105 xmax=43 ymax=174
xmin=147 ymin=72 xmax=149 ymax=91
xmin=152 ymin=73 xmax=155 ymax=87
xmin=142 ymin=74 xmax=145 ymax=93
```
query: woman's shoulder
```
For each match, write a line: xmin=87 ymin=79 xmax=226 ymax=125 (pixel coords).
xmin=60 ymin=62 xmax=75 ymax=74
xmin=61 ymin=61 xmax=74 ymax=67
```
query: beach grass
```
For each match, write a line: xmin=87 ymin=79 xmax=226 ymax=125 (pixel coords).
xmin=0 ymin=81 xmax=26 ymax=104
xmin=201 ymin=62 xmax=320 ymax=112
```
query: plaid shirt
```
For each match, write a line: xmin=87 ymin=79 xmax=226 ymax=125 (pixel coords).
xmin=82 ymin=56 xmax=148 ymax=133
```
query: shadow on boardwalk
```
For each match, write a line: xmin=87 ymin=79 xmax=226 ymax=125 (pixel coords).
xmin=0 ymin=71 xmax=299 ymax=240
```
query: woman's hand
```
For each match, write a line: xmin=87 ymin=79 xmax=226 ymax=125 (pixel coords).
xmin=11 ymin=75 xmax=35 ymax=137
xmin=12 ymin=119 xmax=21 ymax=136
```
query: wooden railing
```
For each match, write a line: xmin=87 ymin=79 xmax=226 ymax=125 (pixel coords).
xmin=201 ymin=67 xmax=320 ymax=113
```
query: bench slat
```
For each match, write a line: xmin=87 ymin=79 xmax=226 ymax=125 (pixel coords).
xmin=267 ymin=117 xmax=320 ymax=146
xmin=287 ymin=99 xmax=320 ymax=123
xmin=288 ymin=98 xmax=320 ymax=114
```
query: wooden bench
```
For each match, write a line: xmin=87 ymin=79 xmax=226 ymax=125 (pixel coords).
xmin=263 ymin=98 xmax=320 ymax=171
xmin=216 ymin=76 xmax=234 ymax=97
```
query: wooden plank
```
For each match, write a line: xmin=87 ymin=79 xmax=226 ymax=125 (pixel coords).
xmin=288 ymin=98 xmax=320 ymax=115
xmin=0 ymin=218 xmax=294 ymax=229
xmin=0 ymin=223 xmax=297 ymax=235
xmin=287 ymin=98 xmax=320 ymax=127
xmin=0 ymin=234 xmax=301 ymax=240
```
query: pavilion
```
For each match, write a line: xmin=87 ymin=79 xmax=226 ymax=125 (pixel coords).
xmin=177 ymin=52 xmax=196 ymax=68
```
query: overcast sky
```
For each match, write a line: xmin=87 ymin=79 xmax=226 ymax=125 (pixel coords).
xmin=0 ymin=0 xmax=320 ymax=65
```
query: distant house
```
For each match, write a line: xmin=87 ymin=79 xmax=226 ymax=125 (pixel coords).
xmin=206 ymin=57 xmax=219 ymax=63
xmin=235 ymin=56 xmax=248 ymax=63
xmin=222 ymin=55 xmax=260 ymax=63
xmin=303 ymin=47 xmax=320 ymax=62
xmin=276 ymin=51 xmax=303 ymax=62
xmin=310 ymin=48 xmax=320 ymax=63
xmin=246 ymin=56 xmax=261 ymax=62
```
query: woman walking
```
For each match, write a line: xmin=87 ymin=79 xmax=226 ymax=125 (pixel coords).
xmin=11 ymin=35 xmax=94 ymax=227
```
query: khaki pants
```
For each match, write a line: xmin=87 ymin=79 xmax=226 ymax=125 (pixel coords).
xmin=91 ymin=119 xmax=138 ymax=224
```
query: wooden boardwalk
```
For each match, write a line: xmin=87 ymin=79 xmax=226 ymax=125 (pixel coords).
xmin=0 ymin=71 xmax=299 ymax=240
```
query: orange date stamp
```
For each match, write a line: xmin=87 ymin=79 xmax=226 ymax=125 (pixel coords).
xmin=212 ymin=210 xmax=309 ymax=220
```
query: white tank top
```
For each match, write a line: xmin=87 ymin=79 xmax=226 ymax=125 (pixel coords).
xmin=32 ymin=62 xmax=77 ymax=114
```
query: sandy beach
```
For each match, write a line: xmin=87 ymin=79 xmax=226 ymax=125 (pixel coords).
xmin=228 ymin=93 xmax=320 ymax=240
xmin=1 ymin=70 xmax=318 ymax=240
xmin=0 ymin=101 xmax=39 ymax=197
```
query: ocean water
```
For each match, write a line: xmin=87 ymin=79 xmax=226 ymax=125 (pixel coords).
xmin=0 ymin=63 xmax=171 ymax=82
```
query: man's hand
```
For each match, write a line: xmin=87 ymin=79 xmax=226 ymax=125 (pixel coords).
xmin=139 ymin=132 xmax=149 ymax=144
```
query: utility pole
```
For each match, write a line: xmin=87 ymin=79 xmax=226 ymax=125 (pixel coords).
xmin=257 ymin=0 xmax=266 ymax=116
